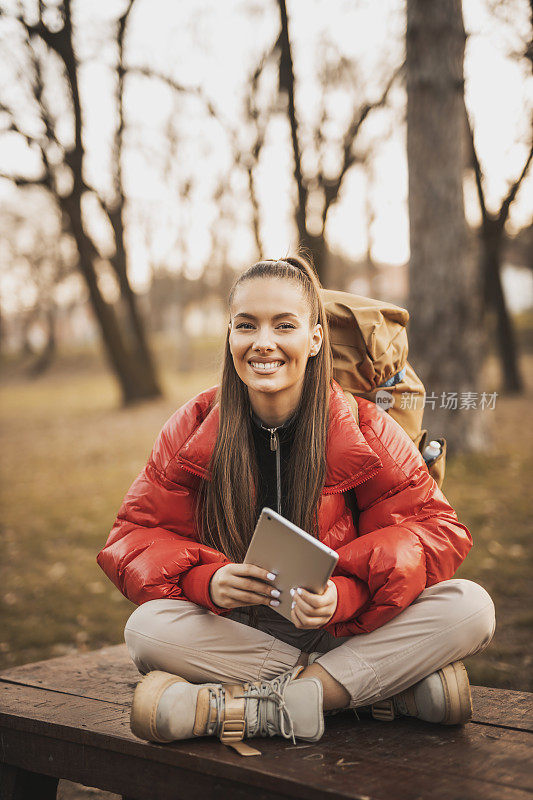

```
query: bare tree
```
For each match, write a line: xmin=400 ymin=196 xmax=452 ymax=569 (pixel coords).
xmin=406 ymin=0 xmax=486 ymax=452
xmin=238 ymin=50 xmax=276 ymax=259
xmin=468 ymin=122 xmax=532 ymax=393
xmin=0 ymin=1 xmax=161 ymax=405
xmin=276 ymin=0 xmax=401 ymax=281
xmin=131 ymin=40 xmax=278 ymax=263
xmin=464 ymin=1 xmax=533 ymax=393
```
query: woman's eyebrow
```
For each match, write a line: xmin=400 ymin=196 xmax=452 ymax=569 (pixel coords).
xmin=234 ymin=312 xmax=298 ymax=320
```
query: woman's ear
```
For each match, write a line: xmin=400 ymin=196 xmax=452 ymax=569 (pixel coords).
xmin=309 ymin=323 xmax=323 ymax=356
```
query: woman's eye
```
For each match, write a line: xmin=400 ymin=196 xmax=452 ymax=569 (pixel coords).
xmin=235 ymin=322 xmax=295 ymax=330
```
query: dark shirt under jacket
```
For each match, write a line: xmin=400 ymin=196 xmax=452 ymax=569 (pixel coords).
xmin=249 ymin=405 xmax=299 ymax=521
xmin=243 ymin=404 xmax=358 ymax=647
xmin=232 ymin=404 xmax=327 ymax=648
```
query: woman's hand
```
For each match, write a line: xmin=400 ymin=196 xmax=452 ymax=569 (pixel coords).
xmin=290 ymin=580 xmax=338 ymax=629
xmin=209 ymin=563 xmax=279 ymax=610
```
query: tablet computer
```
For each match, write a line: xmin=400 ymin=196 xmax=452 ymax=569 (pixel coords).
xmin=243 ymin=507 xmax=339 ymax=622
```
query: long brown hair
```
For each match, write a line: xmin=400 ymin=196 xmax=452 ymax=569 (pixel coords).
xmin=195 ymin=253 xmax=333 ymax=563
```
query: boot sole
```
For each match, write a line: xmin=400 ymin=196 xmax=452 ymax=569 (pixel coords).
xmin=130 ymin=670 xmax=188 ymax=742
xmin=439 ymin=661 xmax=472 ymax=725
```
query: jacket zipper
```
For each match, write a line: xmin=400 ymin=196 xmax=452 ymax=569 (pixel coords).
xmin=266 ymin=427 xmax=281 ymax=515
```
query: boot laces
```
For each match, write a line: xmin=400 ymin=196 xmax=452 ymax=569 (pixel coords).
xmin=236 ymin=679 xmax=297 ymax=744
xmin=206 ymin=673 xmax=297 ymax=744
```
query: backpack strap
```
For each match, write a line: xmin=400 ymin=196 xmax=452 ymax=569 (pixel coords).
xmin=342 ymin=389 xmax=359 ymax=426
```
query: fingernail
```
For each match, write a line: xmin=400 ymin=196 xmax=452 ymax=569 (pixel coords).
xmin=267 ymin=572 xmax=276 ymax=581
xmin=291 ymin=601 xmax=295 ymax=609
xmin=270 ymin=599 xmax=280 ymax=607
xmin=297 ymin=588 xmax=303 ymax=595
xmin=270 ymin=589 xmax=280 ymax=598
xmin=290 ymin=588 xmax=295 ymax=597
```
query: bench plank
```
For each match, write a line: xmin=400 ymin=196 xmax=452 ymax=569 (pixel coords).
xmin=0 ymin=645 xmax=138 ymax=706
xmin=1 ymin=644 xmax=532 ymax=731
xmin=470 ymin=686 xmax=533 ymax=732
xmin=1 ymin=679 xmax=532 ymax=800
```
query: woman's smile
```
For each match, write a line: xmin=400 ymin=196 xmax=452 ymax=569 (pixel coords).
xmin=248 ymin=360 xmax=285 ymax=374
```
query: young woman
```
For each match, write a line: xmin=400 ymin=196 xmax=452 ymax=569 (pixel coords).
xmin=96 ymin=255 xmax=495 ymax=754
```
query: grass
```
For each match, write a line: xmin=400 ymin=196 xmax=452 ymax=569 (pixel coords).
xmin=0 ymin=341 xmax=531 ymax=691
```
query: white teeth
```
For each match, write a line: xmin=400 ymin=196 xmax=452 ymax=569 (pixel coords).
xmin=250 ymin=361 xmax=284 ymax=370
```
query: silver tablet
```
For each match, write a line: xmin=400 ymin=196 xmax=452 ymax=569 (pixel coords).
xmin=243 ymin=507 xmax=339 ymax=622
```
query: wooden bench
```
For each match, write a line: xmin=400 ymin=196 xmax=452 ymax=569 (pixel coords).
xmin=0 ymin=644 xmax=532 ymax=800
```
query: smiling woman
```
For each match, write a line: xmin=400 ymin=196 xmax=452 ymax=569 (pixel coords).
xmin=97 ymin=252 xmax=495 ymax=755
xmin=228 ymin=275 xmax=323 ymax=426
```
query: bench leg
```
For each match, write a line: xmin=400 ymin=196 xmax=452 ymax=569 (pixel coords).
xmin=0 ymin=764 xmax=59 ymax=799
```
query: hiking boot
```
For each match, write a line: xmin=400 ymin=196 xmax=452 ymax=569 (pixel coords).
xmin=371 ymin=661 xmax=473 ymax=725
xmin=307 ymin=653 xmax=472 ymax=725
xmin=130 ymin=665 xmax=324 ymax=755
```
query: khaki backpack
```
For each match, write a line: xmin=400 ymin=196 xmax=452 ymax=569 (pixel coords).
xmin=320 ymin=288 xmax=446 ymax=489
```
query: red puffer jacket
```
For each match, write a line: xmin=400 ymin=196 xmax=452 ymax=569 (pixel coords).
xmin=96 ymin=379 xmax=472 ymax=636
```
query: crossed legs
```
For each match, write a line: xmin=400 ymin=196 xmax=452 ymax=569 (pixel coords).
xmin=124 ymin=579 xmax=495 ymax=710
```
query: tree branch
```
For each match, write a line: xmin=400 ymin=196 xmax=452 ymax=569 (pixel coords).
xmin=27 ymin=31 xmax=63 ymax=153
xmin=464 ymin=100 xmax=488 ymax=226
xmin=498 ymin=130 xmax=533 ymax=227
xmin=18 ymin=16 xmax=65 ymax=55
xmin=320 ymin=62 xmax=403 ymax=223
xmin=0 ymin=171 xmax=49 ymax=188
xmin=127 ymin=66 xmax=237 ymax=141
xmin=0 ymin=103 xmax=37 ymax=148
xmin=114 ymin=0 xmax=136 ymax=201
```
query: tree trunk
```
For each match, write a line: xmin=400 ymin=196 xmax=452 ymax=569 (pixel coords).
xmin=278 ymin=0 xmax=328 ymax=280
xmin=62 ymin=193 xmax=159 ymax=404
xmin=28 ymin=306 xmax=56 ymax=377
xmin=107 ymin=206 xmax=161 ymax=398
xmin=482 ymin=219 xmax=524 ymax=393
xmin=406 ymin=0 xmax=487 ymax=452
xmin=464 ymin=101 xmax=525 ymax=395
xmin=246 ymin=165 xmax=263 ymax=258
xmin=306 ymin=233 xmax=327 ymax=283
xmin=277 ymin=0 xmax=308 ymax=247
xmin=106 ymin=3 xmax=161 ymax=400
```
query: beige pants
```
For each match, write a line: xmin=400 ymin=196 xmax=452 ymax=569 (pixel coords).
xmin=124 ymin=578 xmax=495 ymax=708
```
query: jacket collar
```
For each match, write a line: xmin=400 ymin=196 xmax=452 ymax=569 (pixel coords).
xmin=249 ymin=404 xmax=300 ymax=443
xmin=177 ymin=379 xmax=382 ymax=493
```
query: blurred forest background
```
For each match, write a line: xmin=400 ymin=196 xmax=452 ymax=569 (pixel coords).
xmin=1 ymin=0 xmax=532 ymax=711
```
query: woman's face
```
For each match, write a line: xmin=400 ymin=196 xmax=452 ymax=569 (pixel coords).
xmin=228 ymin=277 xmax=323 ymax=407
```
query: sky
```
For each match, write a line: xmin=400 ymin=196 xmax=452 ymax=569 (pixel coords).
xmin=0 ymin=0 xmax=531 ymax=311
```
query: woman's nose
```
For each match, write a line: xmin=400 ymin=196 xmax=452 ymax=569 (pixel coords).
xmin=252 ymin=328 xmax=275 ymax=350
